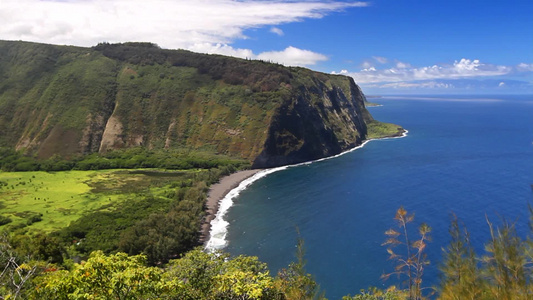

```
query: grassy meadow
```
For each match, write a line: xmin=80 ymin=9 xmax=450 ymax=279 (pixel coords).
xmin=366 ymin=120 xmax=405 ymax=139
xmin=0 ymin=169 xmax=195 ymax=232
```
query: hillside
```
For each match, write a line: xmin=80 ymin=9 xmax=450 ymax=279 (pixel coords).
xmin=0 ymin=40 xmax=400 ymax=168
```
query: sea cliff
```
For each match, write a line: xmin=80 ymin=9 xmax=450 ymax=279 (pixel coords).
xmin=0 ymin=40 xmax=399 ymax=168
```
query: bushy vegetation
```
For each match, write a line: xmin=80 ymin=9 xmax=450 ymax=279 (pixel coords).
xmin=0 ymin=235 xmax=323 ymax=299
xmin=93 ymin=42 xmax=293 ymax=93
xmin=366 ymin=207 xmax=533 ymax=300
xmin=0 ymin=147 xmax=248 ymax=271
xmin=0 ymin=147 xmax=247 ymax=172
xmin=1 ymin=204 xmax=532 ymax=299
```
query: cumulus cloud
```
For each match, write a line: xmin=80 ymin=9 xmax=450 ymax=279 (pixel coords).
xmin=333 ymin=58 xmax=533 ymax=91
xmin=395 ymin=61 xmax=411 ymax=69
xmin=188 ymin=43 xmax=327 ymax=67
xmin=270 ymin=27 xmax=284 ymax=36
xmin=516 ymin=63 xmax=533 ymax=72
xmin=0 ymin=0 xmax=367 ymax=50
xmin=188 ymin=43 xmax=255 ymax=59
xmin=334 ymin=58 xmax=517 ymax=84
xmin=257 ymin=46 xmax=328 ymax=66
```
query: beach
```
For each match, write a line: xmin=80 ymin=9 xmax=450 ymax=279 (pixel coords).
xmin=200 ymin=169 xmax=263 ymax=244
xmin=200 ymin=130 xmax=409 ymax=248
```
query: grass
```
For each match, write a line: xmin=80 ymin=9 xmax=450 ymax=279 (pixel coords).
xmin=0 ymin=169 xmax=196 ymax=232
xmin=364 ymin=102 xmax=382 ymax=107
xmin=366 ymin=120 xmax=405 ymax=139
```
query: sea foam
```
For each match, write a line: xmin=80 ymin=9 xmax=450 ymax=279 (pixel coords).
xmin=204 ymin=131 xmax=408 ymax=252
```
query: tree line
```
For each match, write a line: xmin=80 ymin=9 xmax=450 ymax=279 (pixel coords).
xmin=0 ymin=147 xmax=248 ymax=172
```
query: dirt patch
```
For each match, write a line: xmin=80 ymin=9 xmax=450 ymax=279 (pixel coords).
xmin=37 ymin=125 xmax=81 ymax=158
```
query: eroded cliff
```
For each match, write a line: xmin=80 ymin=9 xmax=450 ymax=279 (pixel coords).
xmin=0 ymin=40 xmax=395 ymax=168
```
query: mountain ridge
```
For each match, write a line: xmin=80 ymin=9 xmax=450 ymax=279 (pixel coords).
xmin=0 ymin=40 xmax=400 ymax=168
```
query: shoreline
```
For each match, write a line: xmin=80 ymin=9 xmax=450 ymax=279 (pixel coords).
xmin=200 ymin=169 xmax=263 ymax=244
xmin=201 ymin=129 xmax=408 ymax=250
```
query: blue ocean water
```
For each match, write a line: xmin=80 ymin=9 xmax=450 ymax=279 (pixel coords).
xmin=223 ymin=95 xmax=533 ymax=299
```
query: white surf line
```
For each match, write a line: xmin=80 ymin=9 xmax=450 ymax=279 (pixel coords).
xmin=204 ymin=166 xmax=287 ymax=251
xmin=204 ymin=130 xmax=408 ymax=252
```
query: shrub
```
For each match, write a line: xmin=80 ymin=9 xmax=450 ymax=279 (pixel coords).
xmin=0 ymin=215 xmax=12 ymax=226
xmin=27 ymin=214 xmax=43 ymax=225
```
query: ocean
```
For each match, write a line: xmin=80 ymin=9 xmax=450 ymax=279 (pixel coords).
xmin=208 ymin=95 xmax=533 ymax=299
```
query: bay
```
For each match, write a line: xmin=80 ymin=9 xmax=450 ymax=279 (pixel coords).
xmin=224 ymin=95 xmax=533 ymax=299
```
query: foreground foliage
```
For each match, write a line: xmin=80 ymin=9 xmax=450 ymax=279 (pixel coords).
xmin=32 ymin=251 xmax=176 ymax=299
xmin=1 ymin=200 xmax=532 ymax=299
xmin=382 ymin=207 xmax=432 ymax=300
xmin=438 ymin=216 xmax=533 ymax=300
xmin=376 ymin=208 xmax=533 ymax=300
xmin=0 ymin=244 xmax=324 ymax=300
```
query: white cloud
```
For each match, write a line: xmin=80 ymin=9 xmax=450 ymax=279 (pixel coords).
xmin=257 ymin=46 xmax=328 ymax=66
xmin=189 ymin=43 xmax=327 ymax=67
xmin=188 ymin=43 xmax=255 ymax=59
xmin=517 ymin=63 xmax=533 ymax=72
xmin=0 ymin=0 xmax=367 ymax=50
xmin=498 ymin=82 xmax=505 ymax=87
xmin=270 ymin=27 xmax=284 ymax=36
xmin=336 ymin=58 xmax=516 ymax=84
xmin=395 ymin=61 xmax=411 ymax=69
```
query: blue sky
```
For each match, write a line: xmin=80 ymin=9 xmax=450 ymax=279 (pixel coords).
xmin=1 ymin=0 xmax=531 ymax=94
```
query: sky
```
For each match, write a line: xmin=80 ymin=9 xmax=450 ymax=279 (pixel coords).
xmin=1 ymin=0 xmax=532 ymax=95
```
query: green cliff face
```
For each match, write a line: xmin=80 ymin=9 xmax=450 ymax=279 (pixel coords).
xmin=0 ymin=40 xmax=397 ymax=168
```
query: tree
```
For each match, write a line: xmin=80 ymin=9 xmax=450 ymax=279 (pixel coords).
xmin=382 ymin=207 xmax=431 ymax=300
xmin=214 ymin=255 xmax=275 ymax=299
xmin=31 ymin=251 xmax=180 ymax=299
xmin=166 ymin=248 xmax=281 ymax=300
xmin=342 ymin=286 xmax=407 ymax=300
xmin=165 ymin=248 xmax=227 ymax=299
xmin=439 ymin=215 xmax=484 ymax=300
xmin=0 ymin=234 xmax=42 ymax=299
xmin=481 ymin=218 xmax=531 ymax=300
xmin=276 ymin=236 xmax=325 ymax=300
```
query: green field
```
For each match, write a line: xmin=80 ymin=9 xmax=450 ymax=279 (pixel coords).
xmin=0 ymin=169 xmax=193 ymax=232
xmin=366 ymin=120 xmax=405 ymax=139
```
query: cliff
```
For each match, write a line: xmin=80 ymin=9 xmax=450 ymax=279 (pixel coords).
xmin=0 ymin=40 xmax=396 ymax=168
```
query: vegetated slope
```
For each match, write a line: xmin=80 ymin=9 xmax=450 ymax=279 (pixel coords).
xmin=0 ymin=40 xmax=398 ymax=168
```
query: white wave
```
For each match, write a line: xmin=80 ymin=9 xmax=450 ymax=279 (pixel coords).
xmin=204 ymin=130 xmax=408 ymax=252
xmin=205 ymin=166 xmax=287 ymax=251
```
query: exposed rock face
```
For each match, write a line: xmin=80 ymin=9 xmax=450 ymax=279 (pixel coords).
xmin=99 ymin=115 xmax=124 ymax=153
xmin=253 ymin=78 xmax=371 ymax=168
xmin=0 ymin=40 xmax=377 ymax=168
